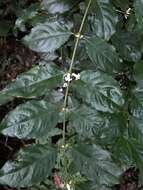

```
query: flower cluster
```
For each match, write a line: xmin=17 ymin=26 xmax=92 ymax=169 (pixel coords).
xmin=63 ymin=73 xmax=80 ymax=88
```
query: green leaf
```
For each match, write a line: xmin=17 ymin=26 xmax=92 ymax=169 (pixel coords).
xmin=0 ymin=100 xmax=62 ymax=139
xmin=113 ymin=137 xmax=143 ymax=175
xmin=41 ymin=0 xmax=76 ymax=14
xmin=76 ymin=181 xmax=112 ymax=190
xmin=71 ymin=70 xmax=124 ymax=113
xmin=0 ymin=63 xmax=64 ymax=105
xmin=128 ymin=116 xmax=143 ymax=144
xmin=134 ymin=0 xmax=143 ymax=30
xmin=111 ymin=32 xmax=142 ymax=62
xmin=134 ymin=61 xmax=143 ymax=86
xmin=130 ymin=62 xmax=143 ymax=118
xmin=69 ymin=105 xmax=125 ymax=144
xmin=0 ymin=144 xmax=56 ymax=187
xmin=23 ymin=21 xmax=72 ymax=53
xmin=85 ymin=36 xmax=121 ymax=74
xmin=130 ymin=87 xmax=143 ymax=118
xmin=112 ymin=0 xmax=130 ymax=10
xmin=15 ymin=3 xmax=40 ymax=32
xmin=69 ymin=144 xmax=122 ymax=187
xmin=89 ymin=0 xmax=118 ymax=40
xmin=0 ymin=21 xmax=13 ymax=37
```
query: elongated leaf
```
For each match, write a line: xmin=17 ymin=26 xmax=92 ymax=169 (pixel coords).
xmin=71 ymin=70 xmax=124 ymax=113
xmin=41 ymin=0 xmax=76 ymax=14
xmin=69 ymin=144 xmax=122 ymax=187
xmin=69 ymin=105 xmax=125 ymax=144
xmin=23 ymin=21 xmax=72 ymax=53
xmin=130 ymin=62 xmax=143 ymax=118
xmin=0 ymin=100 xmax=62 ymax=139
xmin=77 ymin=181 xmax=112 ymax=190
xmin=0 ymin=144 xmax=56 ymax=187
xmin=134 ymin=0 xmax=143 ymax=30
xmin=113 ymin=137 xmax=143 ymax=176
xmin=128 ymin=116 xmax=143 ymax=144
xmin=112 ymin=0 xmax=129 ymax=10
xmin=134 ymin=61 xmax=143 ymax=86
xmin=0 ymin=63 xmax=64 ymax=105
xmin=15 ymin=3 xmax=40 ymax=32
xmin=111 ymin=32 xmax=142 ymax=62
xmin=89 ymin=0 xmax=118 ymax=40
xmin=85 ymin=36 xmax=121 ymax=74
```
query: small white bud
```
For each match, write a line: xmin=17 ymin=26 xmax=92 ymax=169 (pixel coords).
xmin=63 ymin=83 xmax=68 ymax=88
xmin=58 ymin=88 xmax=63 ymax=92
xmin=125 ymin=8 xmax=131 ymax=19
xmin=66 ymin=183 xmax=73 ymax=190
xmin=64 ymin=73 xmax=72 ymax=82
xmin=71 ymin=73 xmax=80 ymax=80
xmin=75 ymin=33 xmax=84 ymax=39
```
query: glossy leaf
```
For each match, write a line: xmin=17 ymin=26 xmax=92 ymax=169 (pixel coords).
xmin=111 ymin=32 xmax=142 ymax=62
xmin=76 ymin=181 xmax=112 ymax=190
xmin=15 ymin=3 xmax=40 ymax=31
xmin=41 ymin=0 xmax=76 ymax=14
xmin=69 ymin=144 xmax=122 ymax=187
xmin=134 ymin=61 xmax=143 ymax=86
xmin=134 ymin=0 xmax=143 ymax=30
xmin=0 ymin=63 xmax=64 ymax=105
xmin=69 ymin=105 xmax=125 ymax=144
xmin=112 ymin=0 xmax=129 ymax=10
xmin=71 ymin=70 xmax=124 ymax=113
xmin=23 ymin=21 xmax=72 ymax=53
xmin=85 ymin=36 xmax=121 ymax=74
xmin=89 ymin=0 xmax=118 ymax=40
xmin=130 ymin=62 xmax=143 ymax=118
xmin=113 ymin=137 xmax=143 ymax=176
xmin=0 ymin=100 xmax=62 ymax=139
xmin=0 ymin=144 xmax=56 ymax=187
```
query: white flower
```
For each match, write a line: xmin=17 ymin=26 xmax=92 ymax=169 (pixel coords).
xmin=58 ymin=88 xmax=63 ymax=92
xmin=63 ymin=82 xmax=68 ymax=88
xmin=66 ymin=183 xmax=73 ymax=190
xmin=71 ymin=73 xmax=80 ymax=80
xmin=125 ymin=8 xmax=131 ymax=19
xmin=75 ymin=33 xmax=83 ymax=39
xmin=64 ymin=73 xmax=72 ymax=82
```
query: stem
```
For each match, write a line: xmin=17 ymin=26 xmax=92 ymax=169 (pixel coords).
xmin=62 ymin=0 xmax=92 ymax=144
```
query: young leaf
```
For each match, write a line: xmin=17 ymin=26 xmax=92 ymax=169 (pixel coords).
xmin=71 ymin=70 xmax=124 ymax=113
xmin=69 ymin=144 xmax=122 ymax=187
xmin=23 ymin=21 xmax=72 ymax=53
xmin=85 ymin=36 xmax=121 ymax=74
xmin=0 ymin=63 xmax=64 ymax=105
xmin=0 ymin=100 xmax=62 ymax=139
xmin=89 ymin=0 xmax=118 ymax=40
xmin=0 ymin=144 xmax=56 ymax=187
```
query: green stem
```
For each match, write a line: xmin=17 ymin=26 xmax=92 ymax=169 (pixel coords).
xmin=62 ymin=0 xmax=92 ymax=144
